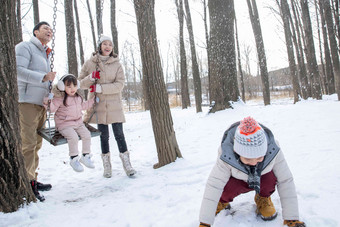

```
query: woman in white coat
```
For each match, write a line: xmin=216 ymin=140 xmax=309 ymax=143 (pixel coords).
xmin=79 ymin=35 xmax=136 ymax=178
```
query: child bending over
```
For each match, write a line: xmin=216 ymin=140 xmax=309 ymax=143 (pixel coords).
xmin=199 ymin=117 xmax=306 ymax=227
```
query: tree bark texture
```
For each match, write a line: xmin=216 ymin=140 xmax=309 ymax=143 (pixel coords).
xmin=203 ymin=0 xmax=211 ymax=103
xmin=64 ymin=0 xmax=78 ymax=76
xmin=300 ymin=0 xmax=322 ymax=99
xmin=74 ymin=0 xmax=85 ymax=66
xmin=134 ymin=0 xmax=182 ymax=168
xmin=319 ymin=0 xmax=335 ymax=94
xmin=323 ymin=0 xmax=340 ymax=100
xmin=33 ymin=0 xmax=39 ymax=25
xmin=86 ymin=0 xmax=97 ymax=51
xmin=291 ymin=0 xmax=311 ymax=98
xmin=15 ymin=0 xmax=23 ymax=45
xmin=314 ymin=0 xmax=327 ymax=94
xmin=96 ymin=0 xmax=103 ymax=37
xmin=184 ymin=0 xmax=202 ymax=112
xmin=175 ymin=0 xmax=190 ymax=109
xmin=247 ymin=0 xmax=270 ymax=105
xmin=111 ymin=0 xmax=119 ymax=54
xmin=0 ymin=0 xmax=36 ymax=212
xmin=208 ymin=0 xmax=239 ymax=113
xmin=235 ymin=15 xmax=245 ymax=102
xmin=280 ymin=0 xmax=301 ymax=103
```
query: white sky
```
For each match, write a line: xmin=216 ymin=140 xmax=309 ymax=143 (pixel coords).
xmin=20 ymin=0 xmax=320 ymax=80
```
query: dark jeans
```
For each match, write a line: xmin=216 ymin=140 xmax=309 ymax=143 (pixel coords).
xmin=98 ymin=123 xmax=127 ymax=154
xmin=220 ymin=171 xmax=277 ymax=203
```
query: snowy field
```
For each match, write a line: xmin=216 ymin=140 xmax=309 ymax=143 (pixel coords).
xmin=1 ymin=95 xmax=340 ymax=227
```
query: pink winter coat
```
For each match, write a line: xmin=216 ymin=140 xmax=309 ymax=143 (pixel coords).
xmin=44 ymin=86 xmax=94 ymax=131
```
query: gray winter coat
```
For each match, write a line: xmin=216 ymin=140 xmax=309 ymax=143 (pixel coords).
xmin=16 ymin=36 xmax=51 ymax=106
xmin=199 ymin=122 xmax=300 ymax=225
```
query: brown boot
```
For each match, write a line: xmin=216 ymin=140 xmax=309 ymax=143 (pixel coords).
xmin=254 ymin=194 xmax=277 ymax=220
xmin=215 ymin=201 xmax=231 ymax=215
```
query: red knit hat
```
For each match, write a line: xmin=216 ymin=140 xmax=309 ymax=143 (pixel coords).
xmin=233 ymin=117 xmax=267 ymax=158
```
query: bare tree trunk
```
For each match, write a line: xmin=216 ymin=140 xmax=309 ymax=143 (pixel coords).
xmin=172 ymin=54 xmax=180 ymax=106
xmin=319 ymin=0 xmax=335 ymax=94
xmin=323 ymin=0 xmax=340 ymax=100
xmin=110 ymin=0 xmax=119 ymax=54
xmin=202 ymin=0 xmax=211 ymax=103
xmin=332 ymin=0 xmax=339 ymax=55
xmin=291 ymin=0 xmax=310 ymax=98
xmin=300 ymin=0 xmax=322 ymax=99
xmin=86 ymin=0 xmax=97 ymax=51
xmin=96 ymin=0 xmax=103 ymax=37
xmin=175 ymin=0 xmax=190 ymax=109
xmin=243 ymin=45 xmax=252 ymax=98
xmin=15 ymin=0 xmax=23 ymax=45
xmin=184 ymin=0 xmax=202 ymax=112
xmin=288 ymin=1 xmax=303 ymax=96
xmin=247 ymin=0 xmax=271 ymax=105
xmin=74 ymin=0 xmax=84 ymax=66
xmin=32 ymin=0 xmax=39 ymax=25
xmin=0 ymin=0 xmax=36 ymax=212
xmin=235 ymin=15 xmax=245 ymax=102
xmin=64 ymin=0 xmax=78 ymax=76
xmin=134 ymin=0 xmax=182 ymax=168
xmin=208 ymin=0 xmax=239 ymax=113
xmin=314 ymin=0 xmax=327 ymax=94
xmin=279 ymin=0 xmax=301 ymax=103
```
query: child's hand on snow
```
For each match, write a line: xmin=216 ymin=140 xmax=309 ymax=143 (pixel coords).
xmin=284 ymin=220 xmax=306 ymax=227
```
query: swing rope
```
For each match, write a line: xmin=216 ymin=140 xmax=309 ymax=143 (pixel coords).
xmin=87 ymin=0 xmax=104 ymax=124
xmin=39 ymin=0 xmax=103 ymax=146
xmin=45 ymin=0 xmax=58 ymax=139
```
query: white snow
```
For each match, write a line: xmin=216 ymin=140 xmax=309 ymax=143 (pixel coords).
xmin=1 ymin=95 xmax=340 ymax=227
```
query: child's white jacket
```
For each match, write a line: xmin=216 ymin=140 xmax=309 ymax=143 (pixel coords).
xmin=199 ymin=123 xmax=300 ymax=225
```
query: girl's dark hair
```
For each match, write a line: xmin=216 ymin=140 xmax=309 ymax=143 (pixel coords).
xmin=62 ymin=75 xmax=81 ymax=106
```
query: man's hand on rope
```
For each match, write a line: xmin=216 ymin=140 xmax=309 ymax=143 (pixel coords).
xmin=90 ymin=84 xmax=102 ymax=93
xmin=43 ymin=93 xmax=54 ymax=105
xmin=89 ymin=71 xmax=100 ymax=82
xmin=42 ymin=72 xmax=56 ymax=82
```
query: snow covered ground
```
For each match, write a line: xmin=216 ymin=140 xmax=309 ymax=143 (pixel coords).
xmin=1 ymin=95 xmax=340 ymax=227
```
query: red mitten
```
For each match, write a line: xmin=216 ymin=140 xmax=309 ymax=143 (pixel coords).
xmin=89 ymin=84 xmax=102 ymax=93
xmin=92 ymin=71 xmax=100 ymax=80
xmin=90 ymin=85 xmax=96 ymax=93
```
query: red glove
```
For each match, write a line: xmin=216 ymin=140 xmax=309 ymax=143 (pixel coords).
xmin=89 ymin=84 xmax=102 ymax=93
xmin=92 ymin=71 xmax=100 ymax=80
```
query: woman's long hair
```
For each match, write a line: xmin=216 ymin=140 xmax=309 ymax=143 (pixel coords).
xmin=62 ymin=75 xmax=81 ymax=106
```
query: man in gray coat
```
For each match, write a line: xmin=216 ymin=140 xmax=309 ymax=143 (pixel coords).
xmin=16 ymin=21 xmax=56 ymax=201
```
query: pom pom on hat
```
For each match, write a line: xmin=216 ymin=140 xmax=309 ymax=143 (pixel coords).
xmin=99 ymin=34 xmax=113 ymax=44
xmin=233 ymin=117 xmax=267 ymax=158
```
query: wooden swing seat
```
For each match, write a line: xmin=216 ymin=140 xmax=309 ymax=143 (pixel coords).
xmin=38 ymin=123 xmax=101 ymax=146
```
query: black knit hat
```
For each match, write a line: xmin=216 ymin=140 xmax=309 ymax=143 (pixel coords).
xmin=33 ymin=21 xmax=50 ymax=37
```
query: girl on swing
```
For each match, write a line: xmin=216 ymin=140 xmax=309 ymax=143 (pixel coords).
xmin=79 ymin=35 xmax=136 ymax=178
xmin=43 ymin=74 xmax=96 ymax=172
